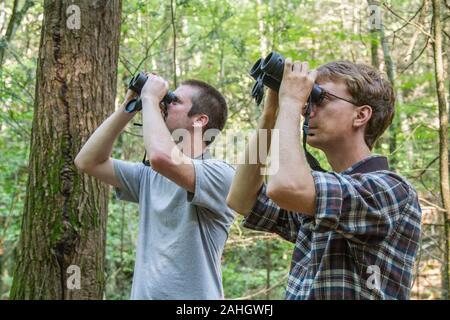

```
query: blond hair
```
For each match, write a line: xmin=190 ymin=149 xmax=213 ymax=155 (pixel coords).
xmin=316 ymin=61 xmax=395 ymax=149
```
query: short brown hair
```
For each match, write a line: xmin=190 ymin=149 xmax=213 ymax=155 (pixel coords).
xmin=316 ymin=61 xmax=395 ymax=150
xmin=183 ymin=79 xmax=228 ymax=145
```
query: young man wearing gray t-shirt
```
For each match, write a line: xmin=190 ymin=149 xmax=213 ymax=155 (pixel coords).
xmin=74 ymin=73 xmax=235 ymax=299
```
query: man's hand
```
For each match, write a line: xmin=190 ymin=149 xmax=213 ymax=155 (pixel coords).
xmin=279 ymin=58 xmax=317 ymax=109
xmin=124 ymin=88 xmax=138 ymax=103
xmin=140 ymin=73 xmax=169 ymax=104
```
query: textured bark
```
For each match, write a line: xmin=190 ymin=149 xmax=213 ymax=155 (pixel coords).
xmin=431 ymin=0 xmax=450 ymax=300
xmin=367 ymin=0 xmax=380 ymax=70
xmin=379 ymin=13 xmax=398 ymax=168
xmin=9 ymin=0 xmax=121 ymax=300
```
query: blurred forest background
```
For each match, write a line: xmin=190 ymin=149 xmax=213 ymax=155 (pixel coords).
xmin=0 ymin=0 xmax=449 ymax=299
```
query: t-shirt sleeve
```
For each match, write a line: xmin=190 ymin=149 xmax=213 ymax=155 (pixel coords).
xmin=187 ymin=159 xmax=235 ymax=219
xmin=112 ymin=159 xmax=145 ymax=203
xmin=309 ymin=170 xmax=412 ymax=245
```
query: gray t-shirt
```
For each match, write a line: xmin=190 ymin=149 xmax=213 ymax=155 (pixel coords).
xmin=112 ymin=151 xmax=235 ymax=300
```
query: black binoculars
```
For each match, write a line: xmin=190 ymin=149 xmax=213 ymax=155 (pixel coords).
xmin=124 ymin=72 xmax=176 ymax=113
xmin=250 ymin=51 xmax=325 ymax=106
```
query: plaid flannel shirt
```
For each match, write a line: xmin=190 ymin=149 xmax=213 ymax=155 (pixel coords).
xmin=243 ymin=156 xmax=422 ymax=300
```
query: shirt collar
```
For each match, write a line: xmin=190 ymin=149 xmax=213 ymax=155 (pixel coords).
xmin=341 ymin=155 xmax=390 ymax=175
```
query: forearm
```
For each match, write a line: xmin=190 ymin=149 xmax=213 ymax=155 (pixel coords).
xmin=266 ymin=99 xmax=315 ymax=214
xmin=270 ymin=103 xmax=310 ymax=187
xmin=141 ymin=96 xmax=177 ymax=162
xmin=227 ymin=92 xmax=278 ymax=215
xmin=75 ymin=98 xmax=136 ymax=168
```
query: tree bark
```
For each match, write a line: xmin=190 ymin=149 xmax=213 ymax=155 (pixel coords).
xmin=431 ymin=0 xmax=450 ymax=300
xmin=367 ymin=1 xmax=382 ymax=150
xmin=9 ymin=0 xmax=121 ymax=300
xmin=379 ymin=8 xmax=399 ymax=168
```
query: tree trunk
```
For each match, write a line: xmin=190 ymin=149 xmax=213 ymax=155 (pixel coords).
xmin=369 ymin=23 xmax=380 ymax=69
xmin=379 ymin=12 xmax=398 ymax=169
xmin=170 ymin=0 xmax=177 ymax=87
xmin=367 ymin=1 xmax=382 ymax=150
xmin=9 ymin=0 xmax=121 ymax=300
xmin=431 ymin=0 xmax=450 ymax=300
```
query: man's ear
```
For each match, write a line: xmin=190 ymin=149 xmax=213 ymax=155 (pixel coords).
xmin=353 ymin=105 xmax=372 ymax=128
xmin=192 ymin=114 xmax=209 ymax=129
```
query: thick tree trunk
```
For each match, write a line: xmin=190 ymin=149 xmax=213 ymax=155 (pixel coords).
xmin=431 ymin=0 xmax=450 ymax=300
xmin=9 ymin=0 xmax=121 ymax=300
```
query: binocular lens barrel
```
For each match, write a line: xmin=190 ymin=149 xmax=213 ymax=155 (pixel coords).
xmin=163 ymin=91 xmax=176 ymax=105
xmin=249 ymin=51 xmax=325 ymax=105
xmin=129 ymin=73 xmax=148 ymax=95
xmin=249 ymin=58 xmax=263 ymax=80
xmin=260 ymin=52 xmax=284 ymax=81
xmin=129 ymin=72 xmax=175 ymax=104
xmin=125 ymin=72 xmax=176 ymax=113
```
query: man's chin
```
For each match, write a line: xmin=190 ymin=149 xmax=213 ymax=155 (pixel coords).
xmin=306 ymin=135 xmax=322 ymax=149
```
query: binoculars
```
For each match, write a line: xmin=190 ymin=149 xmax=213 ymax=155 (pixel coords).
xmin=125 ymin=72 xmax=176 ymax=113
xmin=249 ymin=51 xmax=325 ymax=106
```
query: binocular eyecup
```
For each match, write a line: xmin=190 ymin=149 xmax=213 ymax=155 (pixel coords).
xmin=125 ymin=72 xmax=176 ymax=113
xmin=250 ymin=51 xmax=325 ymax=106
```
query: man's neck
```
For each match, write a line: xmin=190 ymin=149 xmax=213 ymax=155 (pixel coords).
xmin=322 ymin=138 xmax=372 ymax=173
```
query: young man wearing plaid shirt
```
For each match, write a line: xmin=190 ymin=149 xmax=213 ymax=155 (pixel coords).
xmin=227 ymin=58 xmax=422 ymax=299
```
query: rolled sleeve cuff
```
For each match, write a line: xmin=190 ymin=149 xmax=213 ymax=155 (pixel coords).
xmin=241 ymin=183 xmax=278 ymax=232
xmin=310 ymin=171 xmax=343 ymax=232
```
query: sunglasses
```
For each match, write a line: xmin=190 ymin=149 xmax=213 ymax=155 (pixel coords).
xmin=317 ymin=89 xmax=359 ymax=107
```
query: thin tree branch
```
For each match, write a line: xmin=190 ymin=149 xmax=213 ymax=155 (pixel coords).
xmin=391 ymin=1 xmax=424 ymax=35
xmin=420 ymin=198 xmax=449 ymax=213
xmin=232 ymin=274 xmax=288 ymax=300
xmin=382 ymin=2 xmax=435 ymax=42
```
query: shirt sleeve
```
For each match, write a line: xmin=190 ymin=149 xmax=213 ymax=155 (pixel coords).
xmin=242 ymin=184 xmax=306 ymax=243
xmin=112 ymin=159 xmax=145 ymax=203
xmin=187 ymin=159 xmax=235 ymax=221
xmin=310 ymin=170 xmax=412 ymax=245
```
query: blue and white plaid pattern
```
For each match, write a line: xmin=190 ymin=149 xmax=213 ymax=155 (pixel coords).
xmin=243 ymin=156 xmax=422 ymax=299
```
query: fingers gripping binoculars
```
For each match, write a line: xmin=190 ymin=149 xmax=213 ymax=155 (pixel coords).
xmin=250 ymin=51 xmax=325 ymax=106
xmin=124 ymin=72 xmax=176 ymax=113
